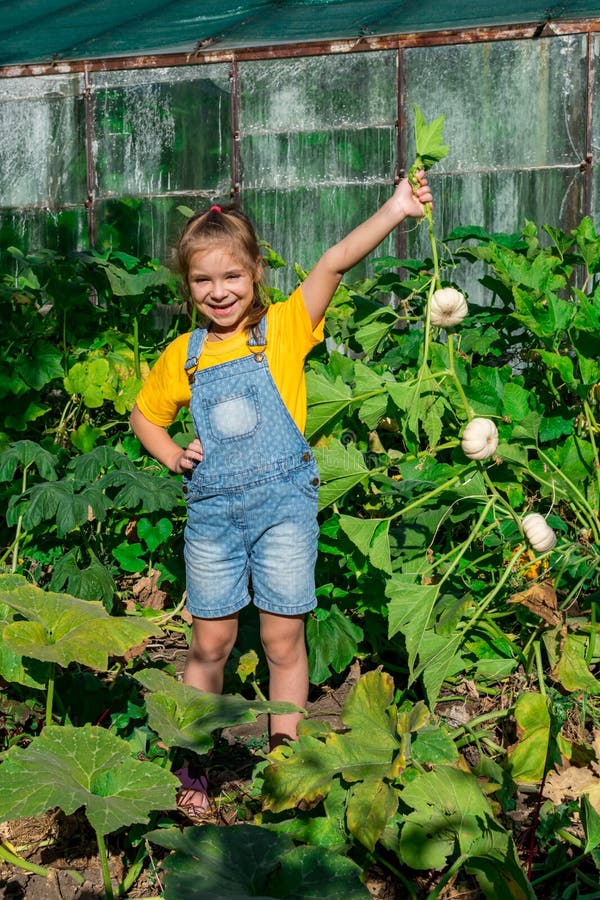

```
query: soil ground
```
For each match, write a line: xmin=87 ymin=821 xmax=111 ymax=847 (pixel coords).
xmin=0 ymin=629 xmax=483 ymax=900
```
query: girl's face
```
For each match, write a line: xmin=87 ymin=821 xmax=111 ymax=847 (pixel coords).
xmin=188 ymin=246 xmax=259 ymax=339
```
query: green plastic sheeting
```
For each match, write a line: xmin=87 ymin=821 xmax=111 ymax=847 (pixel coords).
xmin=0 ymin=0 xmax=598 ymax=66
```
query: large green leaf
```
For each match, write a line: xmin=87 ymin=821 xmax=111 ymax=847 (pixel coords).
xmin=147 ymin=823 xmax=371 ymax=899
xmin=339 ymin=514 xmax=392 ymax=573
xmin=98 ymin=468 xmax=181 ymax=511
xmin=7 ymin=480 xmax=111 ymax=535
xmin=552 ymin=631 xmax=600 ymax=694
xmin=306 ymin=604 xmax=363 ymax=684
xmin=262 ymin=670 xmax=399 ymax=816
xmin=305 ymin=369 xmax=354 ymax=439
xmin=400 ymin=766 xmax=533 ymax=898
xmin=412 ymin=105 xmax=449 ymax=170
xmin=134 ymin=667 xmax=300 ymax=754
xmin=312 ymin=438 xmax=370 ymax=510
xmin=346 ymin=778 xmax=398 ymax=851
xmin=0 ymin=724 xmax=178 ymax=835
xmin=506 ymin=693 xmax=550 ymax=783
xmin=17 ymin=341 xmax=64 ymax=390
xmin=386 ymin=574 xmax=439 ymax=672
xmin=0 ymin=575 xmax=161 ymax=669
xmin=0 ymin=440 xmax=57 ymax=482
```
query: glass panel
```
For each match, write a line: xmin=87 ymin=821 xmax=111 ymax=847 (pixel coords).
xmin=95 ymin=194 xmax=216 ymax=263
xmin=406 ymin=169 xmax=585 ymax=301
xmin=403 ymin=35 xmax=586 ymax=171
xmin=0 ymin=74 xmax=86 ymax=207
xmin=91 ymin=65 xmax=232 ymax=197
xmin=241 ymin=127 xmax=395 ymax=189
xmin=239 ymin=51 xmax=397 ymax=133
xmin=0 ymin=207 xmax=88 ymax=258
xmin=242 ymin=184 xmax=397 ymax=293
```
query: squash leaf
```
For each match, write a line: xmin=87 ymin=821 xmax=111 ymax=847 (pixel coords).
xmin=0 ymin=724 xmax=178 ymax=835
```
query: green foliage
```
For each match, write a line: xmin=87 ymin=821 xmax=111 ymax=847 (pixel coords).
xmin=134 ymin=667 xmax=301 ymax=755
xmin=0 ymin=723 xmax=178 ymax=835
xmin=147 ymin=823 xmax=371 ymax=899
xmin=1 ymin=116 xmax=600 ymax=891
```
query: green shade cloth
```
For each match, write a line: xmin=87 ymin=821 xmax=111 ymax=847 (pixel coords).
xmin=0 ymin=0 xmax=598 ymax=66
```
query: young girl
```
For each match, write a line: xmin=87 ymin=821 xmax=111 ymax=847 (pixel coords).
xmin=130 ymin=172 xmax=432 ymax=807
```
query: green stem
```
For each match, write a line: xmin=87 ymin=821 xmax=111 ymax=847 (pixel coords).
xmin=531 ymin=852 xmax=588 ymax=887
xmin=96 ymin=830 xmax=114 ymax=900
xmin=389 ymin=472 xmax=466 ymax=521
xmin=133 ymin=316 xmax=141 ymax=380
xmin=428 ymin=853 xmax=470 ymax=900
xmin=536 ymin=449 xmax=600 ymax=542
xmin=461 ymin=546 xmax=524 ymax=632
xmin=436 ymin=498 xmax=495 ymax=590
xmin=446 ymin=331 xmax=473 ymax=419
xmin=46 ymin=663 xmax=56 ymax=727
xmin=534 ymin=641 xmax=546 ymax=696
xmin=586 ymin=601 xmax=597 ymax=666
xmin=11 ymin=463 xmax=30 ymax=574
xmin=0 ymin=841 xmax=50 ymax=877
xmin=584 ymin=398 xmax=600 ymax=501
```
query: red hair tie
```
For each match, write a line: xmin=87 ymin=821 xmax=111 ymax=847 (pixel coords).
xmin=210 ymin=205 xmax=222 ymax=212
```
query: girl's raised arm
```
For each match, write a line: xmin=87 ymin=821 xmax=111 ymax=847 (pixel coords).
xmin=300 ymin=173 xmax=432 ymax=328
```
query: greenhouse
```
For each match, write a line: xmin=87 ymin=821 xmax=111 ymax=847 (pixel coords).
xmin=2 ymin=2 xmax=600 ymax=899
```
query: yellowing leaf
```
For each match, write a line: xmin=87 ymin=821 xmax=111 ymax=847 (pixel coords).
xmin=507 ymin=693 xmax=550 ymax=783
xmin=552 ymin=631 xmax=600 ymax=694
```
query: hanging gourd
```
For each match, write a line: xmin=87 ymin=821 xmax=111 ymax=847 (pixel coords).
xmin=521 ymin=513 xmax=557 ymax=553
xmin=429 ymin=287 xmax=468 ymax=328
xmin=461 ymin=417 xmax=499 ymax=460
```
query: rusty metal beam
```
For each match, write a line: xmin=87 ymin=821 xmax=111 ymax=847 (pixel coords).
xmin=0 ymin=18 xmax=598 ymax=80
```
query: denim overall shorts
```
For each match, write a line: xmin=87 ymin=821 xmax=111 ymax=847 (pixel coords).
xmin=182 ymin=317 xmax=320 ymax=619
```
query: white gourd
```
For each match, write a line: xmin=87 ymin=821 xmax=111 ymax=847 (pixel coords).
xmin=429 ymin=287 xmax=468 ymax=327
xmin=461 ymin=417 xmax=498 ymax=460
xmin=522 ymin=513 xmax=557 ymax=553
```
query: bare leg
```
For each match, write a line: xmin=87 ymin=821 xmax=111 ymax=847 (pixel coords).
xmin=183 ymin=613 xmax=239 ymax=693
xmin=177 ymin=613 xmax=238 ymax=815
xmin=259 ymin=611 xmax=308 ymax=749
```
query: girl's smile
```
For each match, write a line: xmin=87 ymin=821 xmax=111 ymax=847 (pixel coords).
xmin=188 ymin=247 xmax=258 ymax=339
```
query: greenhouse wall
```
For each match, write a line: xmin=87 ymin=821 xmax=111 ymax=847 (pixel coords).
xmin=0 ymin=28 xmax=595 ymax=290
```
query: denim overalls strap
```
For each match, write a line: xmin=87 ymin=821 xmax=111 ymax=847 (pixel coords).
xmin=183 ymin=317 xmax=317 ymax=493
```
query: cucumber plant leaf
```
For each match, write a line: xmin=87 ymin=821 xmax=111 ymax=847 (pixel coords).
xmin=0 ymin=724 xmax=178 ymax=835
xmin=147 ymin=823 xmax=371 ymax=899
xmin=134 ymin=667 xmax=300 ymax=754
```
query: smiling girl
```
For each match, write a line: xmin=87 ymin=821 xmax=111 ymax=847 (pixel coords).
xmin=130 ymin=177 xmax=432 ymax=811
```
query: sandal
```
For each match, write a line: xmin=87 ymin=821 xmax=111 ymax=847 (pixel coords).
xmin=174 ymin=765 xmax=210 ymax=816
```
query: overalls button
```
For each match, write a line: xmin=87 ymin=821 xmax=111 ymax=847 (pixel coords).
xmin=311 ymin=477 xmax=319 ymax=486
xmin=302 ymin=452 xmax=311 ymax=462
xmin=183 ymin=486 xmax=188 ymax=494
xmin=253 ymin=352 xmax=265 ymax=362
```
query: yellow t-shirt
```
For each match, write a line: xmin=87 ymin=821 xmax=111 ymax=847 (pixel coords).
xmin=135 ymin=285 xmax=324 ymax=433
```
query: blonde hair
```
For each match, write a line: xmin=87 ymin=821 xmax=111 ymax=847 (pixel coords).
xmin=177 ymin=204 xmax=268 ymax=334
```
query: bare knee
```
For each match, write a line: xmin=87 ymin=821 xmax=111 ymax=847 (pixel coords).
xmin=260 ymin=614 xmax=306 ymax=668
xmin=188 ymin=616 xmax=238 ymax=665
